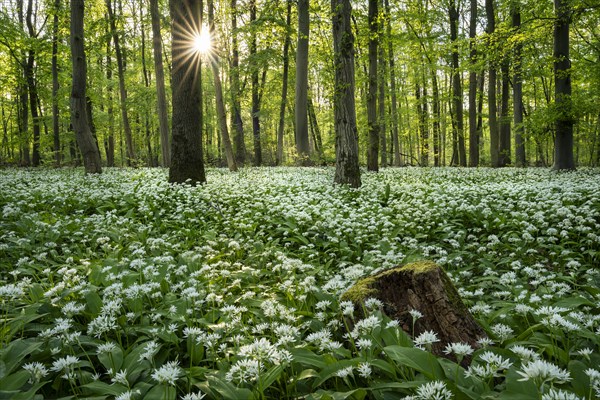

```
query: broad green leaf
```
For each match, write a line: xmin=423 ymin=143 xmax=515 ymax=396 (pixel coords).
xmin=383 ymin=346 xmax=445 ymax=380
xmin=206 ymin=375 xmax=254 ymax=400
xmin=0 ymin=339 xmax=43 ymax=378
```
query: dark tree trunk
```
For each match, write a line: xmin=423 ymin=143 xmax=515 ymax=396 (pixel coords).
xmin=332 ymin=0 xmax=361 ymax=187
xmin=168 ymin=0 xmax=206 ymax=184
xmin=386 ymin=0 xmax=401 ymax=167
xmin=140 ymin=0 xmax=154 ymax=167
xmin=308 ymin=97 xmax=323 ymax=157
xmin=106 ymin=0 xmax=135 ymax=165
xmin=230 ymin=0 xmax=246 ymax=165
xmin=498 ymin=58 xmax=511 ymax=167
xmin=512 ymin=3 xmax=526 ymax=167
xmin=450 ymin=0 xmax=465 ymax=166
xmin=150 ymin=0 xmax=171 ymax=167
xmin=431 ymin=68 xmax=441 ymax=167
xmin=295 ymin=0 xmax=310 ymax=160
xmin=276 ymin=0 xmax=292 ymax=165
xmin=378 ymin=3 xmax=387 ymax=168
xmin=70 ymin=0 xmax=102 ymax=174
xmin=105 ymin=19 xmax=115 ymax=167
xmin=250 ymin=0 xmax=262 ymax=166
xmin=367 ymin=0 xmax=379 ymax=171
xmin=486 ymin=0 xmax=499 ymax=167
xmin=25 ymin=0 xmax=40 ymax=166
xmin=468 ymin=0 xmax=478 ymax=167
xmin=553 ymin=0 xmax=575 ymax=170
xmin=208 ymin=0 xmax=237 ymax=171
xmin=51 ymin=0 xmax=61 ymax=166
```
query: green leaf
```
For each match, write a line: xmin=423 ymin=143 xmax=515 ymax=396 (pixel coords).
xmin=383 ymin=346 xmax=445 ymax=380
xmin=314 ymin=359 xmax=356 ymax=387
xmin=500 ymin=368 xmax=539 ymax=400
xmin=0 ymin=339 xmax=43 ymax=378
xmin=290 ymin=348 xmax=327 ymax=370
xmin=144 ymin=384 xmax=176 ymax=400
xmin=258 ymin=364 xmax=283 ymax=391
xmin=568 ymin=360 xmax=590 ymax=397
xmin=82 ymin=381 xmax=128 ymax=396
xmin=206 ymin=375 xmax=254 ymax=400
xmin=0 ymin=370 xmax=29 ymax=390
xmin=97 ymin=345 xmax=124 ymax=372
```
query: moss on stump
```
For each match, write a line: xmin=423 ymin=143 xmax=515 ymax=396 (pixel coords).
xmin=341 ymin=260 xmax=486 ymax=361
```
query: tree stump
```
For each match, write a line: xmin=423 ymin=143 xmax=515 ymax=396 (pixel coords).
xmin=341 ymin=260 xmax=487 ymax=361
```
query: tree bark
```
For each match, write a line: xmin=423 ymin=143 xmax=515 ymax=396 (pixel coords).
xmin=468 ymin=0 xmax=478 ymax=167
xmin=250 ymin=0 xmax=262 ymax=166
xmin=105 ymin=17 xmax=115 ymax=167
xmin=367 ymin=0 xmax=379 ymax=171
xmin=430 ymin=68 xmax=441 ymax=167
xmin=51 ymin=0 xmax=61 ymax=166
xmin=553 ymin=0 xmax=575 ymax=170
xmin=295 ymin=0 xmax=310 ymax=161
xmin=379 ymin=1 xmax=387 ymax=168
xmin=70 ymin=0 xmax=102 ymax=174
xmin=106 ymin=0 xmax=135 ymax=165
xmin=230 ymin=0 xmax=246 ymax=165
xmin=386 ymin=0 xmax=401 ymax=167
xmin=208 ymin=0 xmax=237 ymax=171
xmin=150 ymin=0 xmax=171 ymax=167
xmin=168 ymin=0 xmax=206 ymax=184
xmin=25 ymin=0 xmax=40 ymax=166
xmin=512 ymin=3 xmax=525 ymax=167
xmin=332 ymin=0 xmax=361 ymax=188
xmin=498 ymin=58 xmax=511 ymax=167
xmin=450 ymin=0 xmax=466 ymax=167
xmin=308 ymin=97 xmax=323 ymax=157
xmin=486 ymin=0 xmax=499 ymax=167
xmin=276 ymin=0 xmax=292 ymax=165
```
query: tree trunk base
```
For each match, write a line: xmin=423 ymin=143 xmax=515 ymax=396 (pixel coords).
xmin=342 ymin=260 xmax=486 ymax=362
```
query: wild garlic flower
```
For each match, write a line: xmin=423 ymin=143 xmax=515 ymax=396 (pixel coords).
xmin=50 ymin=355 xmax=79 ymax=373
xmin=414 ymin=330 xmax=439 ymax=350
xmin=364 ymin=297 xmax=383 ymax=310
xmin=541 ymin=389 xmax=583 ymax=400
xmin=181 ymin=391 xmax=207 ymax=400
xmin=23 ymin=362 xmax=49 ymax=384
xmin=97 ymin=342 xmax=117 ymax=354
xmin=115 ymin=389 xmax=141 ymax=400
xmin=509 ymin=345 xmax=540 ymax=363
xmin=151 ymin=361 xmax=181 ymax=386
xmin=225 ymin=358 xmax=261 ymax=384
xmin=416 ymin=380 xmax=453 ymax=400
xmin=517 ymin=359 xmax=571 ymax=384
xmin=490 ymin=323 xmax=514 ymax=342
xmin=443 ymin=343 xmax=474 ymax=359
xmin=409 ymin=309 xmax=423 ymax=321
xmin=335 ymin=366 xmax=353 ymax=378
xmin=139 ymin=340 xmax=160 ymax=362
xmin=465 ymin=352 xmax=513 ymax=380
xmin=357 ymin=362 xmax=372 ymax=378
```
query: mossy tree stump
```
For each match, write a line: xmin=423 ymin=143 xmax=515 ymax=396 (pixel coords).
xmin=342 ymin=260 xmax=486 ymax=360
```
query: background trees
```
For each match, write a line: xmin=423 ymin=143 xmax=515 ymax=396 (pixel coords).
xmin=0 ymin=0 xmax=598 ymax=170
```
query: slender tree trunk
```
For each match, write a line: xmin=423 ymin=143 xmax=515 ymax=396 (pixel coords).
xmin=308 ymin=97 xmax=323 ymax=157
xmin=486 ymin=0 xmax=499 ymax=167
xmin=498 ymin=58 xmax=511 ymax=166
xmin=276 ymin=0 xmax=292 ymax=165
xmin=250 ymin=0 xmax=262 ymax=166
xmin=230 ymin=0 xmax=246 ymax=165
xmin=379 ymin=1 xmax=387 ymax=168
xmin=208 ymin=0 xmax=237 ymax=171
xmin=367 ymin=0 xmax=379 ymax=171
xmin=386 ymin=0 xmax=401 ymax=167
xmin=468 ymin=0 xmax=478 ymax=167
xmin=105 ymin=18 xmax=115 ymax=167
xmin=106 ymin=0 xmax=135 ymax=165
xmin=512 ymin=3 xmax=525 ymax=166
xmin=553 ymin=0 xmax=575 ymax=170
xmin=168 ymin=0 xmax=206 ymax=184
xmin=70 ymin=0 xmax=102 ymax=173
xmin=431 ymin=68 xmax=441 ymax=167
xmin=150 ymin=0 xmax=171 ymax=167
xmin=139 ymin=1 xmax=154 ymax=167
xmin=332 ymin=0 xmax=361 ymax=187
xmin=450 ymin=0 xmax=465 ymax=166
xmin=51 ymin=0 xmax=61 ymax=166
xmin=295 ymin=0 xmax=310 ymax=161
xmin=25 ymin=0 xmax=40 ymax=166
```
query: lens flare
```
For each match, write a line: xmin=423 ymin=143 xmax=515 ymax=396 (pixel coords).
xmin=192 ymin=25 xmax=211 ymax=54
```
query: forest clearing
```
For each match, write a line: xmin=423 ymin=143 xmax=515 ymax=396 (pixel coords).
xmin=1 ymin=167 xmax=599 ymax=399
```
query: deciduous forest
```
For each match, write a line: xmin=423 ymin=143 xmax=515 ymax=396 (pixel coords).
xmin=1 ymin=1 xmax=600 ymax=399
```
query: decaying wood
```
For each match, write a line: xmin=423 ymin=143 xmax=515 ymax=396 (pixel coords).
xmin=342 ymin=260 xmax=487 ymax=362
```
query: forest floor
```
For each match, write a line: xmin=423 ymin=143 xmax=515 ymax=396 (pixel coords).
xmin=1 ymin=166 xmax=600 ymax=400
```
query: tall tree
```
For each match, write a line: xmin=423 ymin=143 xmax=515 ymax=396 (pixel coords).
xmin=449 ymin=0 xmax=466 ymax=166
xmin=276 ymin=0 xmax=292 ymax=165
xmin=51 ymin=0 xmax=61 ymax=166
xmin=25 ymin=0 xmax=40 ymax=166
xmin=250 ymin=0 xmax=262 ymax=166
xmin=230 ymin=0 xmax=246 ymax=165
xmin=106 ymin=0 xmax=135 ymax=165
xmin=332 ymin=0 xmax=361 ymax=187
xmin=486 ymin=0 xmax=499 ymax=167
xmin=378 ymin=0 xmax=387 ymax=168
xmin=468 ymin=0 xmax=479 ymax=167
xmin=105 ymin=17 xmax=115 ymax=167
xmin=553 ymin=0 xmax=575 ymax=170
xmin=208 ymin=0 xmax=237 ymax=171
xmin=169 ymin=0 xmax=206 ymax=184
xmin=295 ymin=0 xmax=310 ymax=161
xmin=70 ymin=0 xmax=102 ymax=174
xmin=385 ymin=0 xmax=401 ymax=166
xmin=366 ymin=0 xmax=379 ymax=171
xmin=498 ymin=57 xmax=511 ymax=166
xmin=150 ymin=0 xmax=171 ymax=167
xmin=512 ymin=2 xmax=525 ymax=167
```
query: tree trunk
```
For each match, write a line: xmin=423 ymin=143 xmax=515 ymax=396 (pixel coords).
xmin=150 ymin=0 xmax=171 ymax=167
xmin=168 ymin=0 xmax=206 ymax=184
xmin=342 ymin=261 xmax=487 ymax=362
xmin=105 ymin=18 xmax=115 ymax=167
xmin=367 ymin=0 xmax=379 ymax=171
xmin=450 ymin=0 xmax=465 ymax=167
xmin=70 ymin=0 xmax=102 ymax=174
xmin=486 ymin=0 xmax=499 ymax=167
xmin=250 ymin=0 xmax=262 ymax=166
xmin=208 ymin=0 xmax=237 ymax=171
xmin=379 ymin=3 xmax=387 ymax=168
xmin=431 ymin=68 xmax=441 ymax=167
xmin=386 ymin=0 xmax=401 ymax=167
xmin=553 ymin=0 xmax=575 ymax=170
xmin=106 ymin=0 xmax=135 ymax=165
xmin=295 ymin=0 xmax=310 ymax=161
xmin=308 ymin=97 xmax=323 ymax=158
xmin=230 ymin=0 xmax=246 ymax=165
xmin=498 ymin=58 xmax=511 ymax=167
xmin=468 ymin=0 xmax=478 ymax=167
xmin=332 ymin=0 xmax=361 ymax=188
xmin=276 ymin=0 xmax=292 ymax=165
xmin=51 ymin=0 xmax=61 ymax=166
xmin=25 ymin=0 xmax=40 ymax=166
xmin=512 ymin=3 xmax=525 ymax=167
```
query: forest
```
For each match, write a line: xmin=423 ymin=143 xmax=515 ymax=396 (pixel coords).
xmin=1 ymin=0 xmax=600 ymax=399
xmin=0 ymin=0 xmax=598 ymax=173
